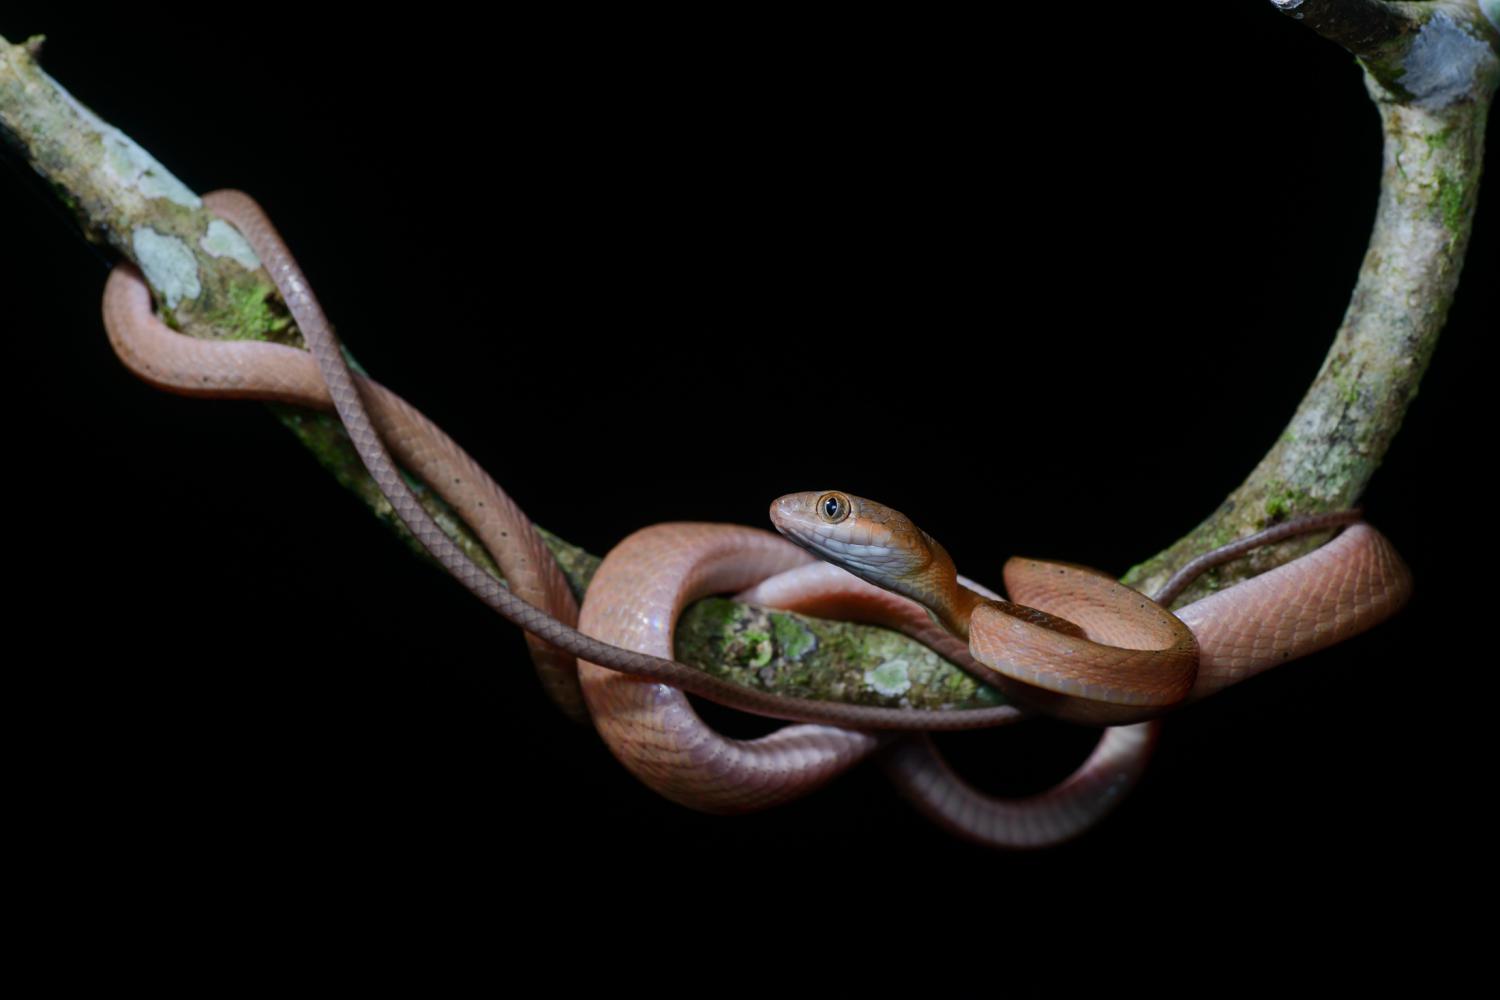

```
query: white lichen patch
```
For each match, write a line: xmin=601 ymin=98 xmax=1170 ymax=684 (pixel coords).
xmin=1400 ymin=11 xmax=1493 ymax=110
xmin=865 ymin=658 xmax=912 ymax=697
xmin=43 ymin=68 xmax=200 ymax=209
xmin=132 ymin=227 xmax=200 ymax=309
xmin=201 ymin=219 xmax=260 ymax=270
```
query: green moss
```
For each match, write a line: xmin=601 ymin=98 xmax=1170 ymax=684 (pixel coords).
xmin=740 ymin=630 xmax=774 ymax=668
xmin=1263 ymin=480 xmax=1316 ymax=523
xmin=225 ymin=279 xmax=294 ymax=343
xmin=47 ymin=178 xmax=79 ymax=217
xmin=770 ymin=612 xmax=817 ymax=661
xmin=693 ymin=597 xmax=743 ymax=635
xmin=1423 ymin=128 xmax=1453 ymax=158
xmin=1359 ymin=50 xmax=1415 ymax=99
xmin=1435 ymin=171 xmax=1466 ymax=236
xmin=940 ymin=665 xmax=973 ymax=697
xmin=674 ymin=594 xmax=1005 ymax=710
xmin=271 ymin=403 xmax=502 ymax=578
xmin=1329 ymin=363 xmax=1359 ymax=407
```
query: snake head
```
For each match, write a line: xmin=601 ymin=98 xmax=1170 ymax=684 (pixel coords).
xmin=769 ymin=491 xmax=962 ymax=623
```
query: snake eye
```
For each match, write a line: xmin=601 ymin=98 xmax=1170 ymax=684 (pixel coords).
xmin=818 ymin=492 xmax=850 ymax=523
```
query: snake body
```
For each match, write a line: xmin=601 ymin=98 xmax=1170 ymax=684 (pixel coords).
xmin=101 ymin=192 xmax=1019 ymax=732
xmin=574 ymin=524 xmax=882 ymax=813
xmin=102 ymin=192 xmax=1415 ymax=847
xmin=755 ymin=491 xmax=1409 ymax=844
xmin=103 ymin=214 xmax=588 ymax=723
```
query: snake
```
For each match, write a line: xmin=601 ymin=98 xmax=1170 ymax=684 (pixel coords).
xmin=578 ymin=493 xmax=1409 ymax=841
xmin=100 ymin=191 xmax=1019 ymax=732
xmin=101 ymin=191 xmax=1415 ymax=847
xmin=761 ymin=491 xmax=1411 ymax=843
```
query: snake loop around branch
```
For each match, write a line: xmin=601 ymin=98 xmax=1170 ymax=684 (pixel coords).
xmin=101 ymin=191 xmax=1414 ymax=847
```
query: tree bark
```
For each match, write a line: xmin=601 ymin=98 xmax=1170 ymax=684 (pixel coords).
xmin=1124 ymin=0 xmax=1498 ymax=604
xmin=3 ymin=4 xmax=1495 ymax=708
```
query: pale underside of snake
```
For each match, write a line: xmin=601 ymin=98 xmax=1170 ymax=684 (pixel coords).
xmin=102 ymin=191 xmax=1414 ymax=848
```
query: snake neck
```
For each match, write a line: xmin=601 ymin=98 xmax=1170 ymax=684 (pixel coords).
xmin=937 ymin=585 xmax=985 ymax=640
xmin=936 ymin=563 xmax=1087 ymax=642
xmin=984 ymin=598 xmax=1088 ymax=639
xmin=917 ymin=535 xmax=983 ymax=639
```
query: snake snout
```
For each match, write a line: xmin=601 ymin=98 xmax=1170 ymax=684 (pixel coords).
xmin=768 ymin=492 xmax=822 ymax=539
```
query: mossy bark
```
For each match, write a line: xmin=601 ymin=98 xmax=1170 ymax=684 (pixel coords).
xmin=1123 ymin=0 xmax=1498 ymax=606
xmin=3 ymin=6 xmax=1495 ymax=709
xmin=0 ymin=31 xmax=997 ymax=711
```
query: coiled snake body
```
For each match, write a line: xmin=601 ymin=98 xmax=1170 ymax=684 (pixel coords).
xmin=101 ymin=191 xmax=1414 ymax=847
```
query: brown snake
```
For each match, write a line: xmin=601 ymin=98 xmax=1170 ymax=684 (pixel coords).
xmin=102 ymin=191 xmax=1415 ymax=847
xmin=102 ymin=190 xmax=1018 ymax=732
xmin=577 ymin=496 xmax=1408 ymax=842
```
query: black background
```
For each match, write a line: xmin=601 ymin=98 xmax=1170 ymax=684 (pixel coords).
xmin=2 ymin=4 xmax=1491 ymax=955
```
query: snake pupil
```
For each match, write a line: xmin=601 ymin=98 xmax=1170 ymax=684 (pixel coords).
xmin=822 ymin=494 xmax=846 ymax=521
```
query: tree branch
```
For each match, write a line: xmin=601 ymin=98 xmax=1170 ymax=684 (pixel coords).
xmin=3 ymin=9 xmax=1494 ymax=712
xmin=1268 ymin=0 xmax=1423 ymax=58
xmin=1271 ymin=1 xmax=1500 ymax=98
xmin=1124 ymin=1 xmax=1497 ymax=604
xmin=0 ymin=32 xmax=1000 ymax=715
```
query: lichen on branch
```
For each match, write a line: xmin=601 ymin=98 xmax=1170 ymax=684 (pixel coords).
xmin=3 ymin=8 xmax=1495 ymax=712
xmin=1124 ymin=0 xmax=1497 ymax=605
xmin=0 ymin=32 xmax=1001 ymax=712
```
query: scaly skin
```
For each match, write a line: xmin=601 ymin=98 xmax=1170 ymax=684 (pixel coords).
xmin=772 ymin=491 xmax=1202 ymax=724
xmin=100 ymin=194 xmax=1414 ymax=848
xmin=765 ymin=490 xmax=1411 ymax=846
xmin=100 ymin=192 xmax=1026 ymax=734
xmin=104 ymin=251 xmax=588 ymax=723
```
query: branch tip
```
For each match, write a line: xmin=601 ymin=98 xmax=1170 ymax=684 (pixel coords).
xmin=1270 ymin=0 xmax=1421 ymax=59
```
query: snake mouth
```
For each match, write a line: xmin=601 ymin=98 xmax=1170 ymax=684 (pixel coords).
xmin=768 ymin=492 xmax=827 ymax=549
